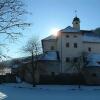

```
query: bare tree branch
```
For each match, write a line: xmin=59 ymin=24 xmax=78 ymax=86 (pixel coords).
xmin=22 ymin=37 xmax=41 ymax=87
xmin=0 ymin=0 xmax=30 ymax=40
xmin=0 ymin=0 xmax=30 ymax=60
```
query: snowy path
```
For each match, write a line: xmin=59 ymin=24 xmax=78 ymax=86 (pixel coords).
xmin=0 ymin=83 xmax=100 ymax=100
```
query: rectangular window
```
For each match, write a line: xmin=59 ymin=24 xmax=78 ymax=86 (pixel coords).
xmin=66 ymin=43 xmax=69 ymax=47
xmin=74 ymin=43 xmax=77 ymax=48
xmin=51 ymin=46 xmax=54 ymax=50
xmin=73 ymin=57 xmax=78 ymax=62
xmin=74 ymin=35 xmax=77 ymax=38
xmin=88 ymin=47 xmax=91 ymax=52
xmin=92 ymin=73 xmax=96 ymax=77
xmin=66 ymin=57 xmax=70 ymax=62
xmin=51 ymin=72 xmax=55 ymax=76
xmin=66 ymin=35 xmax=69 ymax=38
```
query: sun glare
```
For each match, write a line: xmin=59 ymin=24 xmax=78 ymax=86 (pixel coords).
xmin=51 ymin=28 xmax=60 ymax=36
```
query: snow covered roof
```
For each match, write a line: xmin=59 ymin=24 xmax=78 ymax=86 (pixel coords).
xmin=42 ymin=35 xmax=57 ymax=41
xmin=38 ymin=51 xmax=59 ymax=61
xmin=42 ymin=26 xmax=81 ymax=41
xmin=12 ymin=64 xmax=20 ymax=68
xmin=60 ymin=26 xmax=80 ymax=33
xmin=86 ymin=53 xmax=100 ymax=67
xmin=83 ymin=33 xmax=100 ymax=43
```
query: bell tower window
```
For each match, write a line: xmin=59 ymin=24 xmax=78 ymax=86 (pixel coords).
xmin=72 ymin=16 xmax=80 ymax=30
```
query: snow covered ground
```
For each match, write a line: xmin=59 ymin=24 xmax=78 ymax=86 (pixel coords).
xmin=0 ymin=83 xmax=100 ymax=100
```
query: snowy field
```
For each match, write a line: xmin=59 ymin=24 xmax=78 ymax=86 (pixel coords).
xmin=0 ymin=83 xmax=100 ymax=100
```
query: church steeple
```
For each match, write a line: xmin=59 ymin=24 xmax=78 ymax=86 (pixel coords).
xmin=72 ymin=11 xmax=80 ymax=30
xmin=72 ymin=16 xmax=80 ymax=30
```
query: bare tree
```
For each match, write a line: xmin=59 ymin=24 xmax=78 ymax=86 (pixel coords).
xmin=71 ymin=53 xmax=85 ymax=89
xmin=22 ymin=37 xmax=41 ymax=87
xmin=0 ymin=62 xmax=6 ymax=75
xmin=0 ymin=0 xmax=30 ymax=60
xmin=0 ymin=0 xmax=30 ymax=39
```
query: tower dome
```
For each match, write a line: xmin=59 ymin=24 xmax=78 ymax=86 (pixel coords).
xmin=73 ymin=16 xmax=80 ymax=22
xmin=72 ymin=16 xmax=80 ymax=30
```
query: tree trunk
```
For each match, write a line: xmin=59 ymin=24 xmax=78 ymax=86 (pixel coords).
xmin=32 ymin=52 xmax=36 ymax=87
xmin=78 ymin=72 xmax=81 ymax=89
xmin=78 ymin=84 xmax=80 ymax=89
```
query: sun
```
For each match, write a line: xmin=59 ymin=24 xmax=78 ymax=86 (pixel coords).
xmin=51 ymin=28 xmax=60 ymax=36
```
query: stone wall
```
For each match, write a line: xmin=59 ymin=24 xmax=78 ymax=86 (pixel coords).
xmin=83 ymin=67 xmax=100 ymax=85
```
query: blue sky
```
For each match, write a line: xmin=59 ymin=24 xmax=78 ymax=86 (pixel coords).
xmin=4 ymin=0 xmax=100 ymax=59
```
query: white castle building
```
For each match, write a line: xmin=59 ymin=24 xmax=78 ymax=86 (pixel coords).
xmin=41 ymin=16 xmax=100 ymax=74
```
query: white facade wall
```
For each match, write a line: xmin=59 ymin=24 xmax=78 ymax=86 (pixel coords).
xmin=57 ymin=32 xmax=83 ymax=72
xmin=42 ymin=32 xmax=100 ymax=73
